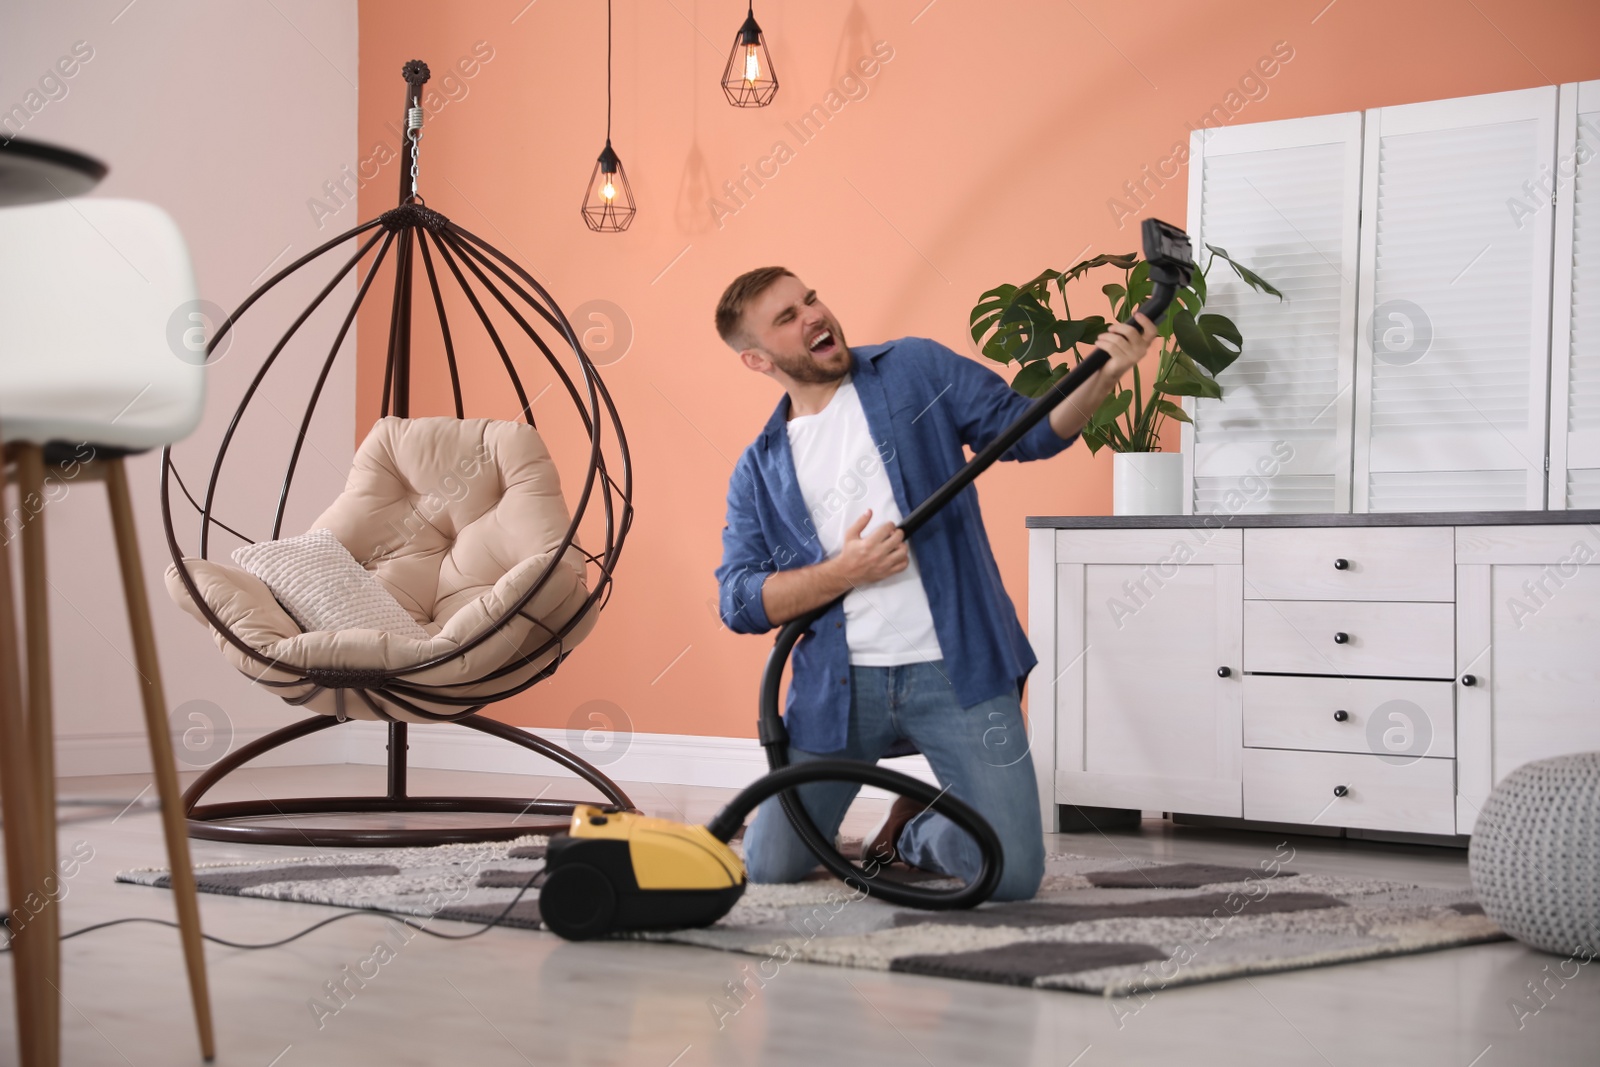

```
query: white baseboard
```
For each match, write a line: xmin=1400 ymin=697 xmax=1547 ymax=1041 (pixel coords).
xmin=56 ymin=726 xmax=359 ymax=779
xmin=339 ymin=721 xmax=938 ymax=798
xmin=59 ymin=721 xmax=938 ymax=797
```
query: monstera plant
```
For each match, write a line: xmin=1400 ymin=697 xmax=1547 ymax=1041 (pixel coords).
xmin=970 ymin=244 xmax=1281 ymax=453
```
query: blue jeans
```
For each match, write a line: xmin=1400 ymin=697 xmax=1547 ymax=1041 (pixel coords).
xmin=743 ymin=661 xmax=1045 ymax=902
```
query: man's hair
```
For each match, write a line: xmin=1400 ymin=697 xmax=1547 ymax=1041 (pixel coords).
xmin=715 ymin=266 xmax=795 ymax=349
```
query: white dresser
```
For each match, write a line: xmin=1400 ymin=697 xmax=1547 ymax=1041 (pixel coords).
xmin=1026 ymin=513 xmax=1600 ymax=839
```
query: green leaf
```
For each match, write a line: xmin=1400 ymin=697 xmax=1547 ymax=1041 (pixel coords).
xmin=1067 ymin=316 xmax=1108 ymax=353
xmin=1171 ymin=309 xmax=1219 ymax=373
xmin=1205 ymin=243 xmax=1284 ymax=300
xmin=970 ymin=283 xmax=1018 ymax=356
xmin=1053 ymin=318 xmax=1095 ymax=351
xmin=1173 ymin=284 xmax=1203 ymax=315
xmin=1076 ymin=315 xmax=1108 ymax=341
xmin=1015 ymin=267 xmax=1062 ymax=300
xmin=978 ymin=315 xmax=1026 ymax=362
xmin=1010 ymin=359 xmax=1059 ymax=397
xmin=1101 ymin=282 xmax=1126 ymax=312
xmin=1152 ymin=397 xmax=1192 ymax=425
xmin=1160 ymin=349 xmax=1223 ymax=399
xmin=1124 ymin=259 xmax=1154 ymax=315
xmin=1087 ymin=387 xmax=1133 ymax=429
xmin=1189 ymin=264 xmax=1207 ymax=303
xmin=1061 ymin=251 xmax=1139 ymax=283
xmin=1198 ymin=313 xmax=1242 ymax=373
xmin=997 ymin=291 xmax=1058 ymax=364
xmin=982 ymin=331 xmax=1021 ymax=363
xmin=1169 ymin=309 xmax=1242 ymax=377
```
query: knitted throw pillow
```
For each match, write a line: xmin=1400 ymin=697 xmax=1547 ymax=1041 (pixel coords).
xmin=232 ymin=528 xmax=431 ymax=640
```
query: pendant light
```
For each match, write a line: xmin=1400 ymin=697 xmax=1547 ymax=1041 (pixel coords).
xmin=582 ymin=0 xmax=636 ymax=232
xmin=721 ymin=1 xmax=778 ymax=108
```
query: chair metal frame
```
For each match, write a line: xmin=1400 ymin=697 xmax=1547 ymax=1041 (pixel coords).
xmin=161 ymin=60 xmax=636 ymax=847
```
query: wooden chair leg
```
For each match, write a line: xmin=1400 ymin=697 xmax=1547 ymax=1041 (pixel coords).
xmin=103 ymin=457 xmax=216 ymax=1062
xmin=0 ymin=448 xmax=45 ymax=1067
xmin=15 ymin=444 xmax=60 ymax=1067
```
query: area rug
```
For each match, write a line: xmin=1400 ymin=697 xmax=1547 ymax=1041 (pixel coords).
xmin=117 ymin=836 xmax=1505 ymax=996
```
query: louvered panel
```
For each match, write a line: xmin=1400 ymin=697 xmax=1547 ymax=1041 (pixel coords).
xmin=1568 ymin=468 xmax=1600 ymax=508
xmin=1368 ymin=121 xmax=1539 ymax=436
xmin=1183 ymin=113 xmax=1361 ymax=515
xmin=1195 ymin=144 xmax=1344 ymax=446
xmin=1194 ymin=475 xmax=1335 ymax=515
xmin=1564 ymin=102 xmax=1600 ymax=451
xmin=1369 ymin=470 xmax=1528 ymax=513
xmin=1355 ymin=87 xmax=1558 ymax=512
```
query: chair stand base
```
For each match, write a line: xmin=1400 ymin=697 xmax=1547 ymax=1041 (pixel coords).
xmin=181 ymin=714 xmax=636 ymax=848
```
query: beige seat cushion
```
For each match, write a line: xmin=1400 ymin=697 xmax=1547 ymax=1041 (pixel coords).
xmin=166 ymin=417 xmax=599 ymax=721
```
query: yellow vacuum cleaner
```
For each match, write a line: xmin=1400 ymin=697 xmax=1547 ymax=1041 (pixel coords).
xmin=538 ymin=758 xmax=1003 ymax=939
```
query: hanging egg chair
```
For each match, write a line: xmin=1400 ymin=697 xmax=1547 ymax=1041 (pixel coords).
xmin=161 ymin=61 xmax=635 ymax=846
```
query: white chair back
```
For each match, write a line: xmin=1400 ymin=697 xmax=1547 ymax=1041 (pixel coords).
xmin=0 ymin=198 xmax=204 ymax=450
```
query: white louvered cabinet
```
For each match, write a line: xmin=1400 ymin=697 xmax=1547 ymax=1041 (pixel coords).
xmin=1181 ymin=84 xmax=1584 ymax=515
xmin=1182 ymin=113 xmax=1362 ymax=515
xmin=1549 ymin=80 xmax=1600 ymax=508
xmin=1353 ymin=87 xmax=1558 ymax=513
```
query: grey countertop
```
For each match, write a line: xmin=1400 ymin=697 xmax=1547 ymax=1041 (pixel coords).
xmin=1026 ymin=510 xmax=1600 ymax=529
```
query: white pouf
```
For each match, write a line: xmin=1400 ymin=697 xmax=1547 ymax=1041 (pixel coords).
xmin=1469 ymin=751 xmax=1600 ymax=956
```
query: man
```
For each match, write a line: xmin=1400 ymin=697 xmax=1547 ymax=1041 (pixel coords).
xmin=713 ymin=267 xmax=1157 ymax=901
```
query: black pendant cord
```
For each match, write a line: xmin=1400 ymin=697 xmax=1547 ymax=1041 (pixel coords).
xmin=605 ymin=0 xmax=613 ymax=145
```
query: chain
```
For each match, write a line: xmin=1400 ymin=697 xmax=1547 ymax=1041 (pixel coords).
xmin=407 ymin=104 xmax=424 ymax=200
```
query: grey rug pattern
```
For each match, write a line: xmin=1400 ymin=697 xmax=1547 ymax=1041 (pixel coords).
xmin=117 ymin=837 xmax=1504 ymax=995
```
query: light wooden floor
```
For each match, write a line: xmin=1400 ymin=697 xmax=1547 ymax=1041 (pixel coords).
xmin=2 ymin=763 xmax=1596 ymax=1066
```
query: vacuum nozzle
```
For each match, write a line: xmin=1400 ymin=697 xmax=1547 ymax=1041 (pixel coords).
xmin=1136 ymin=218 xmax=1195 ymax=324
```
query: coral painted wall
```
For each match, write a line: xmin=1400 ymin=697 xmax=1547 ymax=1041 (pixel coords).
xmin=354 ymin=0 xmax=1600 ymax=738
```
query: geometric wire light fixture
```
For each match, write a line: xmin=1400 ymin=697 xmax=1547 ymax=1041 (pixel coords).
xmin=720 ymin=0 xmax=778 ymax=107
xmin=581 ymin=0 xmax=637 ymax=231
xmin=161 ymin=60 xmax=636 ymax=846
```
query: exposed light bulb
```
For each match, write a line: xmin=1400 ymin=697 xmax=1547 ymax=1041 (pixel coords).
xmin=601 ymin=181 xmax=617 ymax=201
xmin=722 ymin=7 xmax=777 ymax=108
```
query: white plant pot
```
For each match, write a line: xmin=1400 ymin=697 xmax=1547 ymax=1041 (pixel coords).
xmin=1113 ymin=452 xmax=1184 ymax=516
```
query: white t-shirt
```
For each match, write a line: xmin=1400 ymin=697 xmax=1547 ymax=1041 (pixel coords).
xmin=785 ymin=378 xmax=943 ymax=666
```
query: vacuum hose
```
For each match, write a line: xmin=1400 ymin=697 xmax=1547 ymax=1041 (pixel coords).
xmin=755 ymin=218 xmax=1196 ymax=909
xmin=704 ymin=759 xmax=1004 ymax=903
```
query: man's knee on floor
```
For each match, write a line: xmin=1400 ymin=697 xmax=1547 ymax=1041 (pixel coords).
xmin=989 ymin=832 xmax=1046 ymax=902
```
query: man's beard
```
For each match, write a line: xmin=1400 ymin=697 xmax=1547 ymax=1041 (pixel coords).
xmin=765 ymin=343 xmax=851 ymax=384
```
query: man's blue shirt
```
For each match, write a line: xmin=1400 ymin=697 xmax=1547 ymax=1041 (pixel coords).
xmin=714 ymin=337 xmax=1077 ymax=753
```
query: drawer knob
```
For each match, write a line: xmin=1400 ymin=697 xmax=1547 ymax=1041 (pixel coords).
xmin=1216 ymin=666 xmax=1232 ymax=678
xmin=1333 ymin=632 xmax=1350 ymax=644
xmin=1333 ymin=785 xmax=1349 ymax=798
xmin=1333 ymin=558 xmax=1350 ymax=570
xmin=1333 ymin=709 xmax=1349 ymax=722
xmin=1461 ymin=674 xmax=1478 ymax=687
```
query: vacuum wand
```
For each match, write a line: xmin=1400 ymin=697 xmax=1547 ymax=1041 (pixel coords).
xmin=899 ymin=218 xmax=1194 ymax=539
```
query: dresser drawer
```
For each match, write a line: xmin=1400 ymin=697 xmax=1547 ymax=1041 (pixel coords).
xmin=1243 ymin=749 xmax=1456 ymax=835
xmin=1243 ymin=527 xmax=1454 ymax=601
xmin=1243 ymin=675 xmax=1455 ymax=758
xmin=1243 ymin=600 xmax=1455 ymax=678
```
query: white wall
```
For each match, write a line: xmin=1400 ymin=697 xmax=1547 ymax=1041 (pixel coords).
xmin=1 ymin=0 xmax=360 ymax=775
